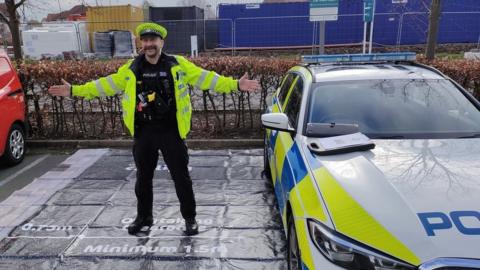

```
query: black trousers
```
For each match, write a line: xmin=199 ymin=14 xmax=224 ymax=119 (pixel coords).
xmin=132 ymin=125 xmax=196 ymax=220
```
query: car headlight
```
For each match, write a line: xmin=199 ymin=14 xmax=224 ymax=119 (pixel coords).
xmin=307 ymin=219 xmax=417 ymax=270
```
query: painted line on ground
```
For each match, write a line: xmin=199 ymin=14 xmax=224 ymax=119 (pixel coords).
xmin=0 ymin=154 xmax=50 ymax=188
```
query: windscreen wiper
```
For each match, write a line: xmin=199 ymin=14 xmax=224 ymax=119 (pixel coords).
xmin=306 ymin=122 xmax=359 ymax=137
xmin=457 ymin=133 xmax=480 ymax=138
xmin=372 ymin=135 xmax=405 ymax=139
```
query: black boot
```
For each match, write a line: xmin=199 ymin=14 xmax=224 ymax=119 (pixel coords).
xmin=184 ymin=218 xmax=199 ymax=236
xmin=127 ymin=216 xmax=153 ymax=235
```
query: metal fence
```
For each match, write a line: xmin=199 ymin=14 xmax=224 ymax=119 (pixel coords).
xmin=398 ymin=11 xmax=480 ymax=48
xmin=16 ymin=12 xmax=480 ymax=139
xmin=228 ymin=11 xmax=480 ymax=52
xmin=17 ymin=11 xmax=480 ymax=57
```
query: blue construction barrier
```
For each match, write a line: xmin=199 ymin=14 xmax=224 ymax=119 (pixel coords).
xmin=218 ymin=0 xmax=480 ymax=48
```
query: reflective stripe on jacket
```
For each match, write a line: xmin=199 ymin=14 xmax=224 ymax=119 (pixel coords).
xmin=72 ymin=54 xmax=238 ymax=138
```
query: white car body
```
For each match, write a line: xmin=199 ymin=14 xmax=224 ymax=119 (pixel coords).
xmin=263 ymin=55 xmax=480 ymax=270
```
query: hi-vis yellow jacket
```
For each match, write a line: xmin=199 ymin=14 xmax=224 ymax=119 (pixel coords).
xmin=72 ymin=54 xmax=239 ymax=138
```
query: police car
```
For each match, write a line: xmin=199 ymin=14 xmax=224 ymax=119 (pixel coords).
xmin=262 ymin=53 xmax=480 ymax=270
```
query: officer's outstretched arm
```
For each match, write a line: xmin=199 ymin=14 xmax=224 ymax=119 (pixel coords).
xmin=176 ymin=56 xmax=238 ymax=94
xmin=72 ymin=62 xmax=130 ymax=100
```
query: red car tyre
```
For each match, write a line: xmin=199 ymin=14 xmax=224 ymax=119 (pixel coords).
xmin=1 ymin=123 xmax=25 ymax=165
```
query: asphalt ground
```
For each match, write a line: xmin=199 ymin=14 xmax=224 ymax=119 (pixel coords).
xmin=0 ymin=150 xmax=73 ymax=203
xmin=0 ymin=148 xmax=287 ymax=269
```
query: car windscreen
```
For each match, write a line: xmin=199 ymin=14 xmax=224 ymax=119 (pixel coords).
xmin=307 ymin=79 xmax=480 ymax=139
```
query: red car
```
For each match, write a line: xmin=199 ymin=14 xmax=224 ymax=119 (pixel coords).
xmin=0 ymin=50 xmax=26 ymax=165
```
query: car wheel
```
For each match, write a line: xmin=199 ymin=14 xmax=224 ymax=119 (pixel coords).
xmin=287 ymin=214 xmax=302 ymax=270
xmin=1 ymin=124 xmax=25 ymax=166
xmin=263 ymin=132 xmax=272 ymax=180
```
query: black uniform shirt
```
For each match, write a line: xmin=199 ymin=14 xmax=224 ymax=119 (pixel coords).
xmin=136 ymin=54 xmax=177 ymax=130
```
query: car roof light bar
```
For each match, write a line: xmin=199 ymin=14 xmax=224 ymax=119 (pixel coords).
xmin=302 ymin=52 xmax=416 ymax=64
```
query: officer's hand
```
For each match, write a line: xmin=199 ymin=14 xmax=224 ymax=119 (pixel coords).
xmin=48 ymin=79 xmax=71 ymax=97
xmin=238 ymin=72 xmax=260 ymax=92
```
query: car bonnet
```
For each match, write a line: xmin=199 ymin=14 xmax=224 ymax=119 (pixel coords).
xmin=302 ymin=137 xmax=480 ymax=265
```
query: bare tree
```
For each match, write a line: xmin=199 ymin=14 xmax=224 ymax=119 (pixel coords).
xmin=0 ymin=0 xmax=26 ymax=60
xmin=425 ymin=0 xmax=442 ymax=60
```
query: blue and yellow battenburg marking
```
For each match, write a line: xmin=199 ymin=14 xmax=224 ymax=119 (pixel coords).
xmin=266 ymin=134 xmax=420 ymax=268
xmin=266 ymin=131 xmax=329 ymax=270
xmin=312 ymin=167 xmax=421 ymax=266
xmin=265 ymin=73 xmax=323 ymax=269
xmin=305 ymin=148 xmax=420 ymax=265
xmin=264 ymin=65 xmax=419 ymax=268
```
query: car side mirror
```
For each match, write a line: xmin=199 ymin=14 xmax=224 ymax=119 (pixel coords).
xmin=261 ymin=113 xmax=295 ymax=133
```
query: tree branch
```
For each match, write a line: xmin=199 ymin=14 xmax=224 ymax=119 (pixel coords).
xmin=422 ymin=0 xmax=430 ymax=12
xmin=0 ymin=12 xmax=9 ymax=24
xmin=15 ymin=0 xmax=28 ymax=9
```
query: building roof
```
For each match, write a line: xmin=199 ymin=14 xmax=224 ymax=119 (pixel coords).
xmin=45 ymin=5 xmax=86 ymax=22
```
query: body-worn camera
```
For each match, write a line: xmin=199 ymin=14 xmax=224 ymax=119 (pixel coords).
xmin=137 ymin=78 xmax=173 ymax=116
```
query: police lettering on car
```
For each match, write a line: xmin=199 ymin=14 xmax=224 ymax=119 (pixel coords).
xmin=263 ymin=53 xmax=480 ymax=270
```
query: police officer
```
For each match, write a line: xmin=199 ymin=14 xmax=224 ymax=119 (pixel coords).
xmin=48 ymin=22 xmax=261 ymax=236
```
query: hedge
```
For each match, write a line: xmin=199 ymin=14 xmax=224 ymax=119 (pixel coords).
xmin=16 ymin=56 xmax=480 ymax=139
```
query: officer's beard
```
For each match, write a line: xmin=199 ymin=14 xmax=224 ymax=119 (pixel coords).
xmin=143 ymin=45 xmax=162 ymax=61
